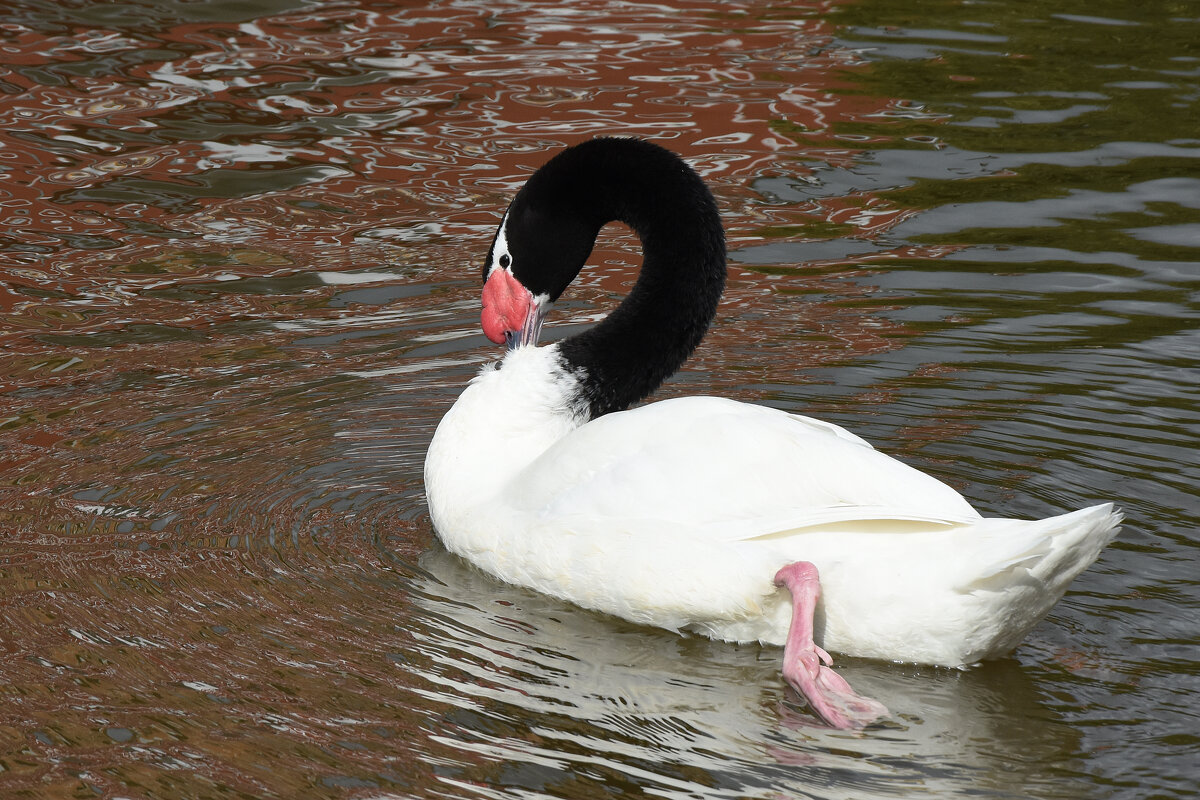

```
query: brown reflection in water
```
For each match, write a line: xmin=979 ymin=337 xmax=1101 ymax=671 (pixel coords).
xmin=0 ymin=527 xmax=462 ymax=797
xmin=0 ymin=0 xmax=970 ymax=796
xmin=0 ymin=0 xmax=932 ymax=349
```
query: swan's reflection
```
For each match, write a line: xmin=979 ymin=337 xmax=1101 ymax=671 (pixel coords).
xmin=395 ymin=547 xmax=1091 ymax=799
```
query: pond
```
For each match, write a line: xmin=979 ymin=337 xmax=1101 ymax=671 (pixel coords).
xmin=0 ymin=1 xmax=1197 ymax=798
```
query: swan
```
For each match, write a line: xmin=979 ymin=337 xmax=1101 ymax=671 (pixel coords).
xmin=424 ymin=137 xmax=1122 ymax=729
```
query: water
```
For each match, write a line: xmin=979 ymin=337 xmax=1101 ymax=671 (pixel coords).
xmin=1 ymin=1 xmax=1197 ymax=797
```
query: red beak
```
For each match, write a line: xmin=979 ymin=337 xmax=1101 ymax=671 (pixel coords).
xmin=481 ymin=268 xmax=534 ymax=345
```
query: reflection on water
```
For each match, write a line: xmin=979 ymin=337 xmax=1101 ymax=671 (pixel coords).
xmin=408 ymin=550 xmax=1096 ymax=800
xmin=1 ymin=0 xmax=1197 ymax=798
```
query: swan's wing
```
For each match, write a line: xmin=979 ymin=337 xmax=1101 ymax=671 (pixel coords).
xmin=509 ymin=395 xmax=980 ymax=538
xmin=706 ymin=505 xmax=977 ymax=542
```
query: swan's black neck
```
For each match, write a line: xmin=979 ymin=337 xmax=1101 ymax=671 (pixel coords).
xmin=499 ymin=138 xmax=726 ymax=419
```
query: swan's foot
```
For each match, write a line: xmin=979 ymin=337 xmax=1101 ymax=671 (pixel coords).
xmin=774 ymin=562 xmax=888 ymax=730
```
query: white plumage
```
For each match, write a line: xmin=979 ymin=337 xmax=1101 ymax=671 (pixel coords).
xmin=425 ymin=344 xmax=1122 ymax=667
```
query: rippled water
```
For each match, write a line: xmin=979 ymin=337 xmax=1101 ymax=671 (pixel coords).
xmin=1 ymin=1 xmax=1197 ymax=798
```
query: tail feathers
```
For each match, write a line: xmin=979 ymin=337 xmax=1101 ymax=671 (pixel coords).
xmin=957 ymin=503 xmax=1122 ymax=595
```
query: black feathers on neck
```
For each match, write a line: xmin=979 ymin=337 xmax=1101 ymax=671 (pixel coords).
xmin=504 ymin=138 xmax=726 ymax=419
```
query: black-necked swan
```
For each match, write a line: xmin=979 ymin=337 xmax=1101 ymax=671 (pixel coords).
xmin=424 ymin=137 xmax=1122 ymax=730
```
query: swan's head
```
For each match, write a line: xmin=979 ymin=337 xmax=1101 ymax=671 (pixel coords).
xmin=481 ymin=151 xmax=603 ymax=349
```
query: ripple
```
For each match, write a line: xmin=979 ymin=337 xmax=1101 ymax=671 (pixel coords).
xmin=2 ymin=1 xmax=1198 ymax=799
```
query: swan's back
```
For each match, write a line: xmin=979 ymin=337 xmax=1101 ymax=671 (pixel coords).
xmin=483 ymin=394 xmax=1120 ymax=664
xmin=511 ymin=396 xmax=981 ymax=534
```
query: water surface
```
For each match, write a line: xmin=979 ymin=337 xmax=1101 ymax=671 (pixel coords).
xmin=1 ymin=1 xmax=1197 ymax=798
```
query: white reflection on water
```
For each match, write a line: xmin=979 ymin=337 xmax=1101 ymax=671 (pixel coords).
xmin=400 ymin=549 xmax=1092 ymax=800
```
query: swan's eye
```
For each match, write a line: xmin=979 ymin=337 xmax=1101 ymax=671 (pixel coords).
xmin=499 ymin=253 xmax=511 ymax=269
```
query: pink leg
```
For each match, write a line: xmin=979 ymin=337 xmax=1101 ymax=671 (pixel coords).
xmin=774 ymin=562 xmax=888 ymax=730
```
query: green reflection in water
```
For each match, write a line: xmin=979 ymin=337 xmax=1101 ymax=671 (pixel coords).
xmin=830 ymin=0 xmax=1200 ymax=150
xmin=756 ymin=0 xmax=1200 ymax=368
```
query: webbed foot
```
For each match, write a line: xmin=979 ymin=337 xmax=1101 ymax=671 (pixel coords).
xmin=774 ymin=562 xmax=889 ymax=730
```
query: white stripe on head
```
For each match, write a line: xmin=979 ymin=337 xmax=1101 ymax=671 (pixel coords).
xmin=487 ymin=211 xmax=512 ymax=279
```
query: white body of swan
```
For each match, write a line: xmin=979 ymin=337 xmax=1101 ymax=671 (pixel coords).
xmin=426 ymin=345 xmax=1120 ymax=667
